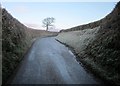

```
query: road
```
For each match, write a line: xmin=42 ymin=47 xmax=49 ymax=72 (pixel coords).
xmin=10 ymin=37 xmax=101 ymax=84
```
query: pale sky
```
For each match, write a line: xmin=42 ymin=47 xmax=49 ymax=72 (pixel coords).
xmin=1 ymin=2 xmax=117 ymax=31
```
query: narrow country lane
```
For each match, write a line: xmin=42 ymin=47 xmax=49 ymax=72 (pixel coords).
xmin=9 ymin=37 xmax=102 ymax=84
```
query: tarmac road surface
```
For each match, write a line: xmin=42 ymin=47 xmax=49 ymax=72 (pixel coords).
xmin=10 ymin=37 xmax=101 ymax=84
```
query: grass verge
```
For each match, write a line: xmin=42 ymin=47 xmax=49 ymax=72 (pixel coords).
xmin=55 ymin=39 xmax=118 ymax=86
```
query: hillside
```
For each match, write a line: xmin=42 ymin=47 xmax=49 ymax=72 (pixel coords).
xmin=2 ymin=8 xmax=57 ymax=84
xmin=56 ymin=2 xmax=120 ymax=85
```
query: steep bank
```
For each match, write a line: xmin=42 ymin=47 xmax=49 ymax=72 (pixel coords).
xmin=56 ymin=2 xmax=120 ymax=85
xmin=2 ymin=8 xmax=57 ymax=84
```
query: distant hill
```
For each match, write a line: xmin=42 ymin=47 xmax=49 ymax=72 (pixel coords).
xmin=56 ymin=2 xmax=120 ymax=85
xmin=2 ymin=8 xmax=57 ymax=84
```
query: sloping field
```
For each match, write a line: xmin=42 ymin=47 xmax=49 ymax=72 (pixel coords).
xmin=56 ymin=26 xmax=100 ymax=53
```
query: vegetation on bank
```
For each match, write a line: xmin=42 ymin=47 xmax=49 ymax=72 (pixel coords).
xmin=2 ymin=8 xmax=57 ymax=84
xmin=56 ymin=2 xmax=120 ymax=85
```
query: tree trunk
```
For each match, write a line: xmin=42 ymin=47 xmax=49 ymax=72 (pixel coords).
xmin=46 ymin=25 xmax=48 ymax=31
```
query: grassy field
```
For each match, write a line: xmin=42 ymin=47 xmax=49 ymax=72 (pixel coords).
xmin=56 ymin=27 xmax=100 ymax=53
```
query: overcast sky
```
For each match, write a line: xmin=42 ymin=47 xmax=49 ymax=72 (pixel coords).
xmin=2 ymin=2 xmax=117 ymax=31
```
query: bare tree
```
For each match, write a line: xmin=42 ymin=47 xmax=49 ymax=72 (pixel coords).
xmin=42 ymin=17 xmax=55 ymax=31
